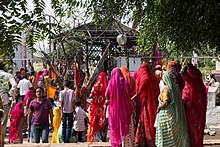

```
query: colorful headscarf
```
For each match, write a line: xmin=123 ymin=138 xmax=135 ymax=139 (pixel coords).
xmin=36 ymin=71 xmax=43 ymax=83
xmin=89 ymin=72 xmax=108 ymax=141
xmin=23 ymin=89 xmax=34 ymax=106
xmin=9 ymin=102 xmax=24 ymax=143
xmin=167 ymin=61 xmax=177 ymax=72
xmin=167 ymin=61 xmax=185 ymax=91
xmin=120 ymin=66 xmax=136 ymax=97
xmin=51 ymin=107 xmax=62 ymax=143
xmin=20 ymin=68 xmax=25 ymax=75
xmin=105 ymin=68 xmax=133 ymax=147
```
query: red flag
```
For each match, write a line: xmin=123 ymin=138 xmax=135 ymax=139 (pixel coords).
xmin=74 ymin=62 xmax=81 ymax=90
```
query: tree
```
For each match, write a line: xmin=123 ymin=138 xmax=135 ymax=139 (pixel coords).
xmin=0 ymin=0 xmax=28 ymax=65
xmin=87 ymin=0 xmax=220 ymax=55
xmin=0 ymin=0 xmax=88 ymax=66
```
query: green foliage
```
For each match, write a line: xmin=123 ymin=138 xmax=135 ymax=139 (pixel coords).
xmin=1 ymin=0 xmax=219 ymax=67
xmin=0 ymin=0 xmax=89 ymax=66
xmin=0 ymin=0 xmax=27 ymax=65
xmin=87 ymin=0 xmax=220 ymax=56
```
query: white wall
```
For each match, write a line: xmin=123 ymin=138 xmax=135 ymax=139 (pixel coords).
xmin=115 ymin=56 xmax=141 ymax=72
xmin=206 ymin=83 xmax=220 ymax=128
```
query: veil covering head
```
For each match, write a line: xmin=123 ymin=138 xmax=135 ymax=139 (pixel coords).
xmin=120 ymin=66 xmax=136 ymax=97
xmin=105 ymin=68 xmax=133 ymax=146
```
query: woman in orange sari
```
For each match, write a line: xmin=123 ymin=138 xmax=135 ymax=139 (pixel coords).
xmin=88 ymin=72 xmax=108 ymax=142
xmin=120 ymin=66 xmax=136 ymax=146
xmin=132 ymin=63 xmax=160 ymax=147
xmin=9 ymin=102 xmax=24 ymax=144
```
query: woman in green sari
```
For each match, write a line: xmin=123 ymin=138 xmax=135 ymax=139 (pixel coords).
xmin=155 ymin=72 xmax=190 ymax=147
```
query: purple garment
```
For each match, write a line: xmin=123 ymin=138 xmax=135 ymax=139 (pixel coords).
xmin=29 ymin=98 xmax=52 ymax=126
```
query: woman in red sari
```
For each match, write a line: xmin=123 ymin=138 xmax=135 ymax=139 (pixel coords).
xmin=181 ymin=63 xmax=207 ymax=147
xmin=9 ymin=102 xmax=24 ymax=144
xmin=132 ymin=63 xmax=160 ymax=147
xmin=88 ymin=72 xmax=108 ymax=142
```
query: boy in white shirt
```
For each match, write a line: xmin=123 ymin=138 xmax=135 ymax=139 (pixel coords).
xmin=73 ymin=99 xmax=88 ymax=142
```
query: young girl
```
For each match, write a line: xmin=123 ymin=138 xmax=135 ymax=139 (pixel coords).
xmin=9 ymin=102 xmax=24 ymax=144
xmin=51 ymin=107 xmax=62 ymax=143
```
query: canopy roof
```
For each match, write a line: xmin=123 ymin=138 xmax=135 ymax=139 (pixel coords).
xmin=73 ymin=19 xmax=137 ymax=47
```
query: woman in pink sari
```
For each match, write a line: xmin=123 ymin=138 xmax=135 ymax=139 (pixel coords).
xmin=9 ymin=102 xmax=24 ymax=144
xmin=181 ymin=63 xmax=207 ymax=147
xmin=105 ymin=68 xmax=133 ymax=147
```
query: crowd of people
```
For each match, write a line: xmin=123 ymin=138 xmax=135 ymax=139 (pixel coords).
xmin=0 ymin=60 xmax=208 ymax=147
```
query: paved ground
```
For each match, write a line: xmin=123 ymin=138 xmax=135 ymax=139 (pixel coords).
xmin=4 ymin=120 xmax=220 ymax=146
xmin=4 ymin=133 xmax=220 ymax=147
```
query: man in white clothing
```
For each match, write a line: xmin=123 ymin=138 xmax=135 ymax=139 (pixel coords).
xmin=17 ymin=74 xmax=32 ymax=101
xmin=0 ymin=62 xmax=17 ymax=141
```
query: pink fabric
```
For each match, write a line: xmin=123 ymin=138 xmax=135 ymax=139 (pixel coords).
xmin=9 ymin=102 xmax=24 ymax=143
xmin=182 ymin=64 xmax=207 ymax=147
xmin=23 ymin=90 xmax=34 ymax=106
xmin=105 ymin=68 xmax=133 ymax=147
xmin=42 ymin=69 xmax=48 ymax=77
xmin=36 ymin=71 xmax=43 ymax=83
xmin=132 ymin=71 xmax=137 ymax=79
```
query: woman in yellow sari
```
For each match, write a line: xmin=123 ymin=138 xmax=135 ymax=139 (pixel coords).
xmin=51 ymin=107 xmax=62 ymax=143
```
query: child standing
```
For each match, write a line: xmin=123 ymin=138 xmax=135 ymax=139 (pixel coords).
xmin=51 ymin=107 xmax=62 ymax=143
xmin=73 ymin=99 xmax=88 ymax=142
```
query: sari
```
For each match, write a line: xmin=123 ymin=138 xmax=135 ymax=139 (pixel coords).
xmin=182 ymin=64 xmax=207 ymax=147
xmin=9 ymin=102 xmax=24 ymax=143
xmin=51 ymin=107 xmax=62 ymax=143
xmin=155 ymin=72 xmax=190 ymax=147
xmin=135 ymin=63 xmax=160 ymax=147
xmin=88 ymin=72 xmax=108 ymax=142
xmin=120 ymin=66 xmax=135 ymax=146
xmin=105 ymin=68 xmax=133 ymax=147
